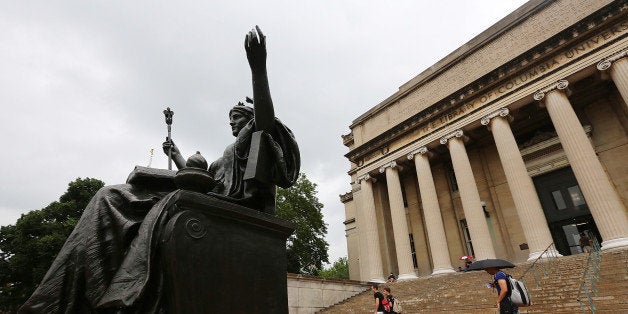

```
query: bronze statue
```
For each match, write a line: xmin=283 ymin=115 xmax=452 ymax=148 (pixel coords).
xmin=164 ymin=26 xmax=299 ymax=214
xmin=20 ymin=26 xmax=299 ymax=313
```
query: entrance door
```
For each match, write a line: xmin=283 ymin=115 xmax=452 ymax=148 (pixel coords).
xmin=533 ymin=167 xmax=601 ymax=255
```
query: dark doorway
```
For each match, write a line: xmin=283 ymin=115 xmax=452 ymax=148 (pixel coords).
xmin=533 ymin=167 xmax=601 ymax=255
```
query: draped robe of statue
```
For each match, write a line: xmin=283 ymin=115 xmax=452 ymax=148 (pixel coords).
xmin=19 ymin=115 xmax=299 ymax=313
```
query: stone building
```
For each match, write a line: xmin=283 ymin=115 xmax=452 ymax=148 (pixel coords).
xmin=340 ymin=0 xmax=628 ymax=282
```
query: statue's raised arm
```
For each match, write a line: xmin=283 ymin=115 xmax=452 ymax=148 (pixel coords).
xmin=245 ymin=26 xmax=275 ymax=133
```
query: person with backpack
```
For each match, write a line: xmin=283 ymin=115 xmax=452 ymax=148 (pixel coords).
xmin=485 ymin=267 xmax=518 ymax=314
xmin=382 ymin=287 xmax=402 ymax=313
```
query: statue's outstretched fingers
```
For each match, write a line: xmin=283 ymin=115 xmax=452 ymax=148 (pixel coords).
xmin=255 ymin=25 xmax=265 ymax=45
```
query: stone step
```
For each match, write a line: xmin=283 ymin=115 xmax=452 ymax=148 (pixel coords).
xmin=319 ymin=249 xmax=628 ymax=313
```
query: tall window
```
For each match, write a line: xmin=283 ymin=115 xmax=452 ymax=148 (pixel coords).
xmin=409 ymin=234 xmax=418 ymax=269
xmin=568 ymin=185 xmax=585 ymax=206
xmin=460 ymin=219 xmax=474 ymax=256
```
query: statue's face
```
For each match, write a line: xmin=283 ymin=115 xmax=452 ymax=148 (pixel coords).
xmin=229 ymin=112 xmax=249 ymax=136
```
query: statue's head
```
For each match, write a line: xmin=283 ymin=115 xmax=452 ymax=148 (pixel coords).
xmin=229 ymin=102 xmax=254 ymax=136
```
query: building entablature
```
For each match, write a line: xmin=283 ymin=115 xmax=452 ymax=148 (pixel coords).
xmin=345 ymin=3 xmax=627 ymax=178
xmin=344 ymin=1 xmax=623 ymax=153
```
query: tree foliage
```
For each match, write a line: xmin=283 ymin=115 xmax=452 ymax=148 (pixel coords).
xmin=318 ymin=257 xmax=349 ymax=279
xmin=0 ymin=177 xmax=104 ymax=312
xmin=276 ymin=173 xmax=329 ymax=275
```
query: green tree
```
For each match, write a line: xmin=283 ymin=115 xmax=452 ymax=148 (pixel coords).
xmin=276 ymin=173 xmax=329 ymax=275
xmin=318 ymin=257 xmax=349 ymax=279
xmin=0 ymin=177 xmax=105 ymax=312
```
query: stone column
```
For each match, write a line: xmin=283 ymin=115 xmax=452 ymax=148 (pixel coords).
xmin=379 ymin=161 xmax=418 ymax=280
xmin=357 ymin=174 xmax=385 ymax=282
xmin=534 ymin=80 xmax=628 ymax=250
xmin=597 ymin=49 xmax=628 ymax=108
xmin=350 ymin=183 xmax=369 ymax=281
xmin=407 ymin=147 xmax=456 ymax=274
xmin=440 ymin=130 xmax=497 ymax=260
xmin=481 ymin=108 xmax=560 ymax=260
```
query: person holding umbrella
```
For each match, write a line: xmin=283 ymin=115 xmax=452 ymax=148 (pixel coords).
xmin=467 ymin=259 xmax=518 ymax=313
xmin=459 ymin=255 xmax=473 ymax=271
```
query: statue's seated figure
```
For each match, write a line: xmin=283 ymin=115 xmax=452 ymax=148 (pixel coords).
xmin=20 ymin=26 xmax=299 ymax=313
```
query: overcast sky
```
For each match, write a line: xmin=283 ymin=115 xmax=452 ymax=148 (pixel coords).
xmin=0 ymin=0 xmax=528 ymax=264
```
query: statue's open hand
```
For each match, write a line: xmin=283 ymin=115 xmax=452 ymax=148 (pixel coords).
xmin=162 ymin=138 xmax=181 ymax=157
xmin=245 ymin=25 xmax=267 ymax=72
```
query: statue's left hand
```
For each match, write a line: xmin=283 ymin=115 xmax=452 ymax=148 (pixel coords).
xmin=245 ymin=25 xmax=267 ymax=73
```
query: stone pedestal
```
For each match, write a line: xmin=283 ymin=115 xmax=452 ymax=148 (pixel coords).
xmin=161 ymin=190 xmax=294 ymax=313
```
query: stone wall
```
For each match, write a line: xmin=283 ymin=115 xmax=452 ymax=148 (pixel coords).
xmin=287 ymin=274 xmax=370 ymax=314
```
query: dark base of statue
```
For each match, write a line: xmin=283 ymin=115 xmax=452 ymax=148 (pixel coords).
xmin=161 ymin=190 xmax=293 ymax=313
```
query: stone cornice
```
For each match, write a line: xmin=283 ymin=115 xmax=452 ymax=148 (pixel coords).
xmin=597 ymin=48 xmax=628 ymax=70
xmin=344 ymin=2 xmax=626 ymax=163
xmin=341 ymin=133 xmax=354 ymax=147
xmin=533 ymin=79 xmax=570 ymax=101
xmin=480 ymin=108 xmax=510 ymax=126
xmin=524 ymin=125 xmax=592 ymax=177
xmin=343 ymin=218 xmax=356 ymax=225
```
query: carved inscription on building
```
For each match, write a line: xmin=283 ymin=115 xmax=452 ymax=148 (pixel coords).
xmin=408 ymin=20 xmax=628 ymax=141
xmin=352 ymin=18 xmax=627 ymax=167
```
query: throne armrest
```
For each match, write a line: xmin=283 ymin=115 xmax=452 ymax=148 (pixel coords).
xmin=126 ymin=166 xmax=177 ymax=190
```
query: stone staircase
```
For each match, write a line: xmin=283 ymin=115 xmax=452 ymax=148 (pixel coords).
xmin=319 ymin=248 xmax=627 ymax=313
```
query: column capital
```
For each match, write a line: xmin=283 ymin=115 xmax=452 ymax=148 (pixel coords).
xmin=407 ymin=146 xmax=429 ymax=160
xmin=378 ymin=161 xmax=399 ymax=173
xmin=533 ymin=79 xmax=569 ymax=101
xmin=350 ymin=180 xmax=361 ymax=192
xmin=480 ymin=108 xmax=511 ymax=126
xmin=357 ymin=173 xmax=376 ymax=184
xmin=597 ymin=48 xmax=628 ymax=71
xmin=439 ymin=129 xmax=464 ymax=145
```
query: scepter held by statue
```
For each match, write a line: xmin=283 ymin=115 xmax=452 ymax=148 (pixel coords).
xmin=163 ymin=107 xmax=174 ymax=170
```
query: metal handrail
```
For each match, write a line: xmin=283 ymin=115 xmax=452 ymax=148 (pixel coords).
xmin=519 ymin=242 xmax=558 ymax=282
xmin=576 ymin=237 xmax=602 ymax=313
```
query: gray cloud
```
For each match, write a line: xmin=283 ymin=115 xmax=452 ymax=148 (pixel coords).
xmin=0 ymin=0 xmax=527 ymax=263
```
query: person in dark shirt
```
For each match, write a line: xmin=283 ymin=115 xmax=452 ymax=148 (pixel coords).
xmin=387 ymin=272 xmax=397 ymax=282
xmin=371 ymin=284 xmax=385 ymax=314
